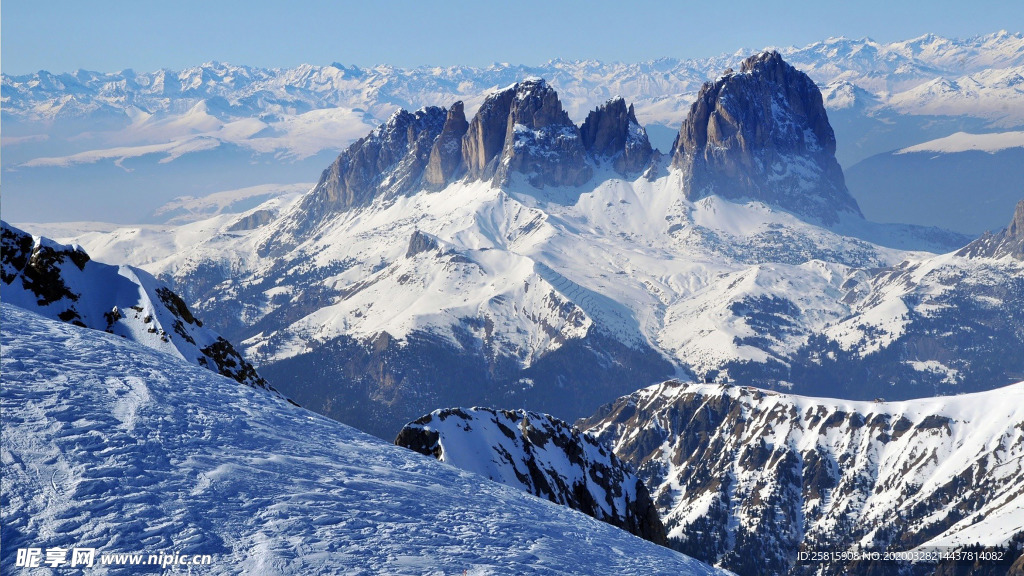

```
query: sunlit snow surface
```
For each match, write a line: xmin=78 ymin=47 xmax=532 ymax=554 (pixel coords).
xmin=0 ymin=304 xmax=728 ymax=575
xmin=586 ymin=380 xmax=1024 ymax=550
xmin=897 ymin=130 xmax=1024 ymax=154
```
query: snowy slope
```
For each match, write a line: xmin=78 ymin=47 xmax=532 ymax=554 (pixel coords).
xmin=581 ymin=380 xmax=1024 ymax=575
xmin=0 ymin=221 xmax=274 ymax=393
xmin=32 ymin=161 xmax=1008 ymax=437
xmin=0 ymin=304 xmax=729 ymax=576
xmin=396 ymin=407 xmax=665 ymax=544
xmin=897 ymin=130 xmax=1024 ymax=154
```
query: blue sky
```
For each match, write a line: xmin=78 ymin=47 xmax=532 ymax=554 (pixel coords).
xmin=2 ymin=0 xmax=1023 ymax=74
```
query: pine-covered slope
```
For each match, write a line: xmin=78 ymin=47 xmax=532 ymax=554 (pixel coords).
xmin=0 ymin=304 xmax=730 ymax=576
xmin=396 ymin=407 xmax=665 ymax=544
xmin=580 ymin=381 xmax=1024 ymax=576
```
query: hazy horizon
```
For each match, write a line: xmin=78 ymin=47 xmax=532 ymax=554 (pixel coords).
xmin=3 ymin=0 xmax=1022 ymax=74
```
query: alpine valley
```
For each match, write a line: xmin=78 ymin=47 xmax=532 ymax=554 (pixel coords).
xmin=5 ymin=32 xmax=1024 ymax=576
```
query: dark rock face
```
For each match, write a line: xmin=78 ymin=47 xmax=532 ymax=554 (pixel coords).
xmin=396 ymin=407 xmax=666 ymax=545
xmin=671 ymin=51 xmax=861 ymax=224
xmin=462 ymin=86 xmax=517 ymax=181
xmin=299 ymin=106 xmax=447 ymax=219
xmin=405 ymin=230 xmax=439 ymax=258
xmin=580 ymin=97 xmax=654 ymax=174
xmin=492 ymin=79 xmax=593 ymax=188
xmin=958 ymin=199 xmax=1024 ymax=259
xmin=461 ymin=79 xmax=593 ymax=188
xmin=424 ymin=101 xmax=469 ymax=190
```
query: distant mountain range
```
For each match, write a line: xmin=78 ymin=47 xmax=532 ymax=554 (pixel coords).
xmin=4 ymin=31 xmax=1023 ymax=230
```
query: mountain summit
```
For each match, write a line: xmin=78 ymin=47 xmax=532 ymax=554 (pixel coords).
xmin=671 ymin=51 xmax=861 ymax=224
xmin=467 ymin=78 xmax=593 ymax=188
xmin=580 ymin=97 xmax=655 ymax=174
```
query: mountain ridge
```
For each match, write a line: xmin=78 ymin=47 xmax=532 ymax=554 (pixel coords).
xmin=0 ymin=220 xmax=278 ymax=395
xmin=580 ymin=379 xmax=1024 ymax=575
xmin=395 ymin=407 xmax=666 ymax=544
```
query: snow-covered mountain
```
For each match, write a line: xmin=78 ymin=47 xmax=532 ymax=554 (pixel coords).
xmin=0 ymin=221 xmax=275 ymax=394
xmin=396 ymin=407 xmax=664 ymax=544
xmin=580 ymin=380 xmax=1024 ymax=576
xmin=4 ymin=31 xmax=1024 ymax=225
xmin=32 ymin=51 xmax=1023 ymax=440
xmin=1 ymin=303 xmax=729 ymax=575
xmin=5 ymin=31 xmax=1022 ymax=136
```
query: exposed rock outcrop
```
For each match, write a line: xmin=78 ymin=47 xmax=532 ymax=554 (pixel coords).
xmin=424 ymin=101 xmax=469 ymax=190
xmin=580 ymin=97 xmax=654 ymax=174
xmin=492 ymin=79 xmax=593 ymax=188
xmin=671 ymin=51 xmax=861 ymax=224
xmin=462 ymin=86 xmax=517 ymax=182
xmin=1 ymin=221 xmax=280 ymax=395
xmin=301 ymin=107 xmax=447 ymax=216
xmin=405 ymin=230 xmax=439 ymax=258
xmin=396 ymin=407 xmax=666 ymax=545
xmin=957 ymin=199 xmax=1024 ymax=259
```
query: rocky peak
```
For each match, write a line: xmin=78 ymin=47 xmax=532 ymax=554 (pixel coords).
xmin=580 ymin=97 xmax=654 ymax=174
xmin=423 ymin=101 xmax=469 ymax=190
xmin=405 ymin=230 xmax=440 ymax=258
xmin=396 ymin=407 xmax=666 ymax=545
xmin=462 ymin=79 xmax=592 ymax=188
xmin=671 ymin=50 xmax=861 ymax=224
xmin=957 ymin=198 xmax=1024 ymax=259
xmin=494 ymin=79 xmax=593 ymax=188
xmin=298 ymin=106 xmax=447 ymax=220
xmin=275 ymin=79 xmax=598 ymax=244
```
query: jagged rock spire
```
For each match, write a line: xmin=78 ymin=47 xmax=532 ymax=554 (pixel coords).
xmin=468 ymin=79 xmax=593 ymax=188
xmin=424 ymin=101 xmax=469 ymax=190
xmin=580 ymin=97 xmax=654 ymax=174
